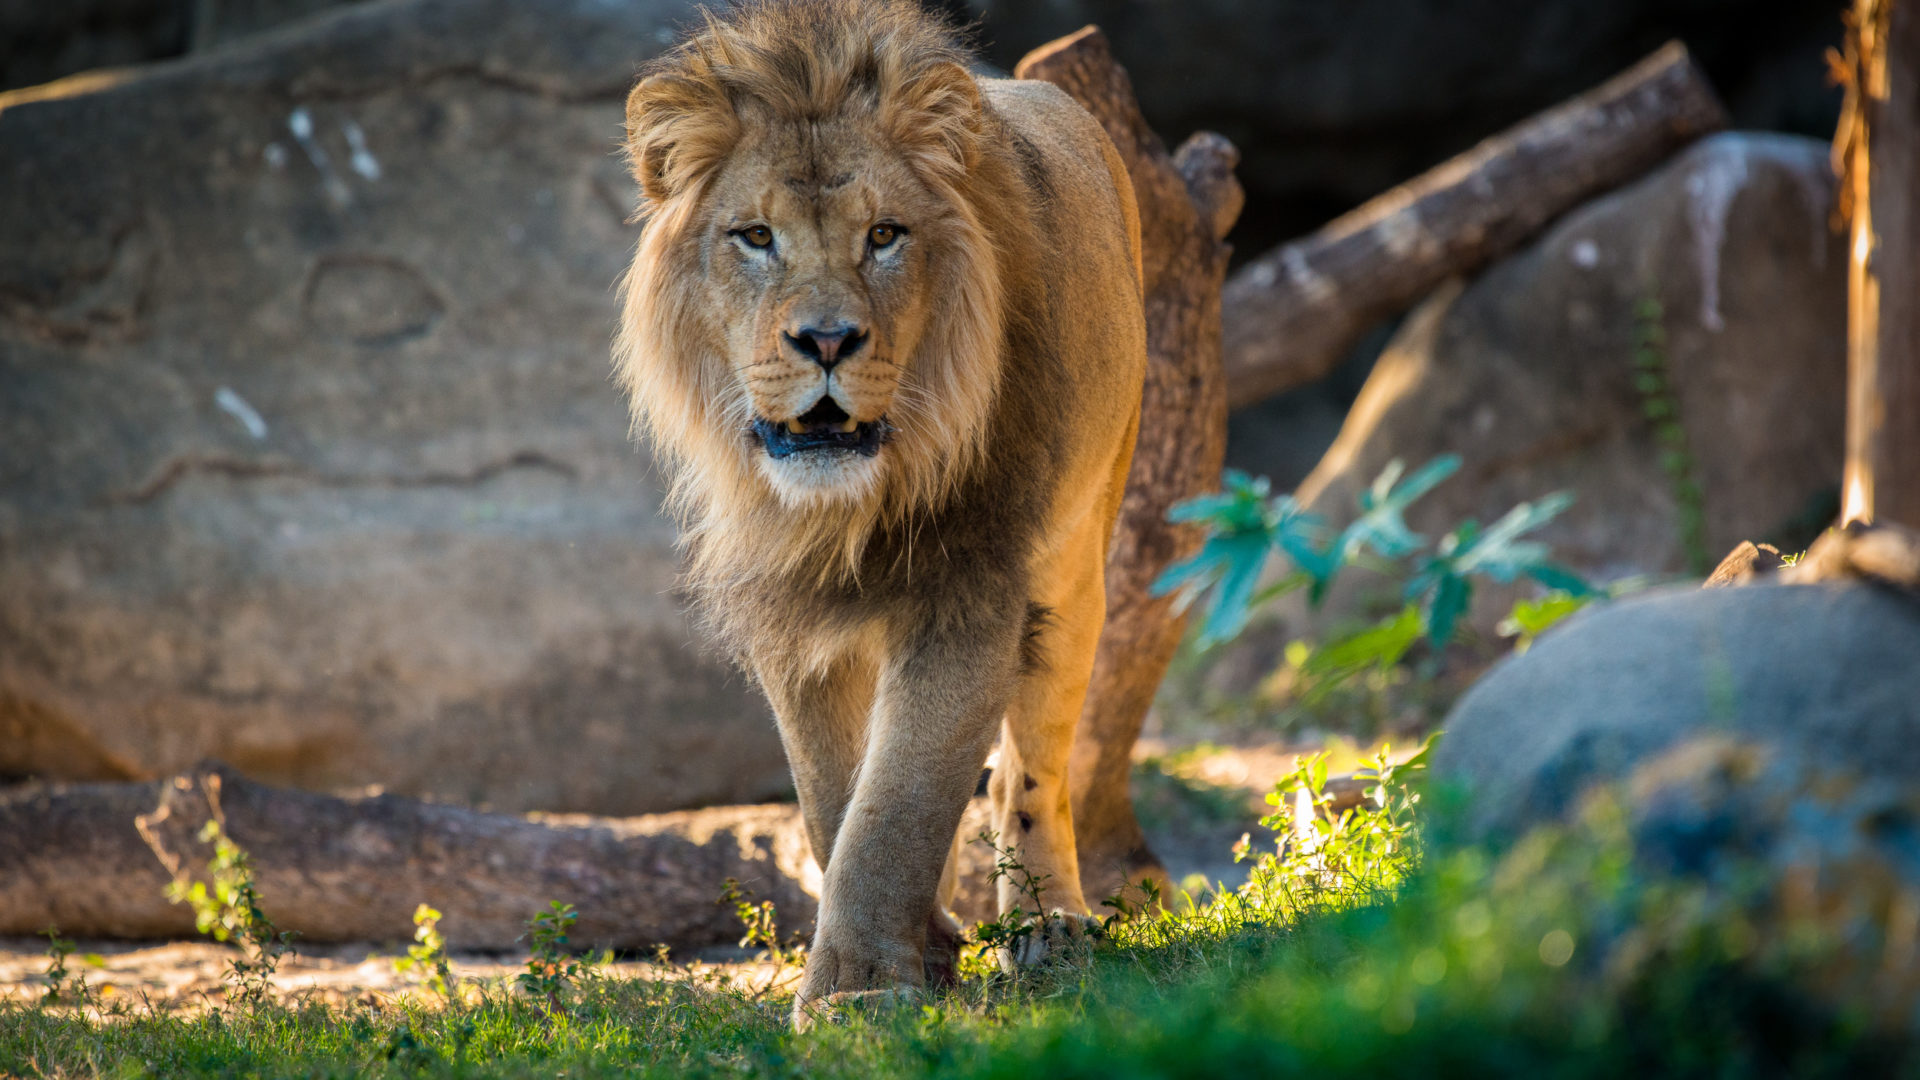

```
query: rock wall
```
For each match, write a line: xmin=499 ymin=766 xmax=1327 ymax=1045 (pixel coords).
xmin=0 ymin=0 xmax=793 ymax=814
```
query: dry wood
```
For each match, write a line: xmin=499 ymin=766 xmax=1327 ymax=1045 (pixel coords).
xmin=1839 ymin=0 xmax=1920 ymax=527
xmin=1016 ymin=26 xmax=1241 ymax=906
xmin=1220 ymin=41 xmax=1728 ymax=410
xmin=2 ymin=763 xmax=818 ymax=950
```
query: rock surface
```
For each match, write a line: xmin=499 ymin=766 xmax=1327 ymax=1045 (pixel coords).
xmin=0 ymin=0 xmax=794 ymax=814
xmin=1432 ymin=582 xmax=1920 ymax=844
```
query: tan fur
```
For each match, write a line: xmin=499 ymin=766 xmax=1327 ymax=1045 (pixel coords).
xmin=614 ymin=0 xmax=1145 ymax=1025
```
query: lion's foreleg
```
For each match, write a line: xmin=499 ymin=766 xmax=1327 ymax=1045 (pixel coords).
xmin=759 ymin=651 xmax=877 ymax=875
xmin=794 ymin=606 xmax=1021 ymax=1025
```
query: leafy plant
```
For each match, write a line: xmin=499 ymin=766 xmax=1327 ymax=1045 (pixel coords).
xmin=718 ymin=879 xmax=806 ymax=966
xmin=964 ymin=828 xmax=1089 ymax=978
xmin=1155 ymin=457 xmax=1593 ymax=702
xmin=517 ymin=901 xmax=585 ymax=1008
xmin=1105 ymin=733 xmax=1438 ymax=955
xmin=1497 ymin=591 xmax=1597 ymax=652
xmin=165 ymin=818 xmax=297 ymax=1008
xmin=36 ymin=928 xmax=100 ymax=1009
xmin=392 ymin=903 xmax=455 ymax=1000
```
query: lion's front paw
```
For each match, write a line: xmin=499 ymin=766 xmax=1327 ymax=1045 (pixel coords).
xmin=790 ymin=934 xmax=922 ymax=1032
xmin=791 ymin=986 xmax=920 ymax=1032
xmin=994 ymin=909 xmax=1100 ymax=974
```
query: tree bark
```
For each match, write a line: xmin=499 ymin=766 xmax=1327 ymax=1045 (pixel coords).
xmin=2 ymin=763 xmax=819 ymax=951
xmin=1220 ymin=41 xmax=1728 ymax=410
xmin=1840 ymin=0 xmax=1920 ymax=528
xmin=1015 ymin=27 xmax=1241 ymax=907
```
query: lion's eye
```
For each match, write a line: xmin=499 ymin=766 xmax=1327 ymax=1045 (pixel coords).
xmin=738 ymin=225 xmax=774 ymax=249
xmin=868 ymin=223 xmax=900 ymax=249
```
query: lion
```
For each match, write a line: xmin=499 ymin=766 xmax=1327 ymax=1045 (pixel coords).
xmin=614 ymin=0 xmax=1146 ymax=1025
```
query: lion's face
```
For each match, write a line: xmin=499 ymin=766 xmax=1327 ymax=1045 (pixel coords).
xmin=619 ymin=23 xmax=1005 ymax=563
xmin=697 ymin=115 xmax=945 ymax=504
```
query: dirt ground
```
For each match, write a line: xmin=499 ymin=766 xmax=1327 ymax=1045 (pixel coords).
xmin=0 ymin=739 xmax=1326 ymax=1012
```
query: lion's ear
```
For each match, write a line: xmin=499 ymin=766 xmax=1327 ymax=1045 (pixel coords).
xmin=625 ymin=71 xmax=741 ymax=207
xmin=884 ymin=60 xmax=983 ymax=185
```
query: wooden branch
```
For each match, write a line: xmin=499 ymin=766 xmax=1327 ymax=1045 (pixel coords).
xmin=1841 ymin=0 xmax=1920 ymax=527
xmin=1221 ymin=41 xmax=1728 ymax=410
xmin=2 ymin=763 xmax=819 ymax=950
xmin=1016 ymin=27 xmax=1240 ymax=905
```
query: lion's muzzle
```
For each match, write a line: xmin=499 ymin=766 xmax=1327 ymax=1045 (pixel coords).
xmin=751 ymin=396 xmax=892 ymax=458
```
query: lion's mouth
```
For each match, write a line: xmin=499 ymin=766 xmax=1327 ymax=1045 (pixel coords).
xmin=751 ymin=398 xmax=891 ymax=459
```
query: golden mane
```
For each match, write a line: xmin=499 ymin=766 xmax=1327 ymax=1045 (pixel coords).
xmin=613 ymin=0 xmax=1015 ymax=602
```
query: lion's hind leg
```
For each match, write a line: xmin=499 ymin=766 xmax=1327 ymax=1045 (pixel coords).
xmin=988 ymin=509 xmax=1111 ymax=968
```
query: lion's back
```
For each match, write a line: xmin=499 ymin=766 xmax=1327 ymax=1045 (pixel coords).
xmin=981 ymin=78 xmax=1143 ymax=295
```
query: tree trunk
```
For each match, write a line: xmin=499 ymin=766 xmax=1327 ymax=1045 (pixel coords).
xmin=1220 ymin=41 xmax=1728 ymax=410
xmin=1841 ymin=0 xmax=1920 ymax=528
xmin=1015 ymin=27 xmax=1241 ymax=907
xmin=2 ymin=763 xmax=819 ymax=951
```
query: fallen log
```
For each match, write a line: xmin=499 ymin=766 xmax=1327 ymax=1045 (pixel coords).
xmin=1015 ymin=26 xmax=1240 ymax=907
xmin=1 ymin=763 xmax=819 ymax=951
xmin=1221 ymin=40 xmax=1728 ymax=411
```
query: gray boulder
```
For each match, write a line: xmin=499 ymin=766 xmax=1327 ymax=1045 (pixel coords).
xmin=0 ymin=0 xmax=797 ymax=815
xmin=1433 ymin=582 xmax=1920 ymax=844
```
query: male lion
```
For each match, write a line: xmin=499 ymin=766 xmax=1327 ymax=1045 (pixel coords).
xmin=614 ymin=0 xmax=1145 ymax=1024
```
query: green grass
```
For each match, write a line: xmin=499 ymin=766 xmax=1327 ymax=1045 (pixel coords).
xmin=6 ymin=755 xmax=1908 ymax=1078
xmin=5 ymin=872 xmax=1898 ymax=1078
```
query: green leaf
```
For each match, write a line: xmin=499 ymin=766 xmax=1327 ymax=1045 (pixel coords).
xmin=1296 ymin=606 xmax=1423 ymax=705
xmin=1425 ymin=573 xmax=1471 ymax=648
xmin=1339 ymin=455 xmax=1460 ymax=563
xmin=1523 ymin=561 xmax=1594 ymax=596
xmin=1496 ymin=590 xmax=1596 ymax=651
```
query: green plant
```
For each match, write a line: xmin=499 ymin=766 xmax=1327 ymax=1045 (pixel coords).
xmin=392 ymin=902 xmax=455 ymax=1000
xmin=1102 ymin=733 xmax=1438 ymax=962
xmin=1156 ymin=458 xmax=1593 ymax=704
xmin=164 ymin=818 xmax=297 ymax=1008
xmin=35 ymin=927 xmax=100 ymax=1009
xmin=518 ymin=901 xmax=585 ymax=1008
xmin=1632 ymin=296 xmax=1710 ymax=574
xmin=718 ymin=879 xmax=806 ymax=966
xmin=964 ymin=828 xmax=1082 ymax=978
xmin=1496 ymin=591 xmax=1597 ymax=652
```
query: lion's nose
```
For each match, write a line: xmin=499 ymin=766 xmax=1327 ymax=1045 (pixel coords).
xmin=784 ymin=324 xmax=868 ymax=371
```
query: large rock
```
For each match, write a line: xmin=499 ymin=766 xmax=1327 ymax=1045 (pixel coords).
xmin=0 ymin=0 xmax=799 ymax=815
xmin=1433 ymin=582 xmax=1920 ymax=843
xmin=1432 ymin=581 xmax=1920 ymax=1028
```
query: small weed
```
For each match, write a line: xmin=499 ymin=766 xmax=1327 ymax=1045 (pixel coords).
xmin=391 ymin=903 xmax=455 ymax=1000
xmin=717 ymin=879 xmax=807 ymax=966
xmin=163 ymin=811 xmax=297 ymax=1009
xmin=35 ymin=928 xmax=99 ymax=1009
xmin=517 ymin=901 xmax=585 ymax=1008
xmin=964 ymin=829 xmax=1058 ymax=975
